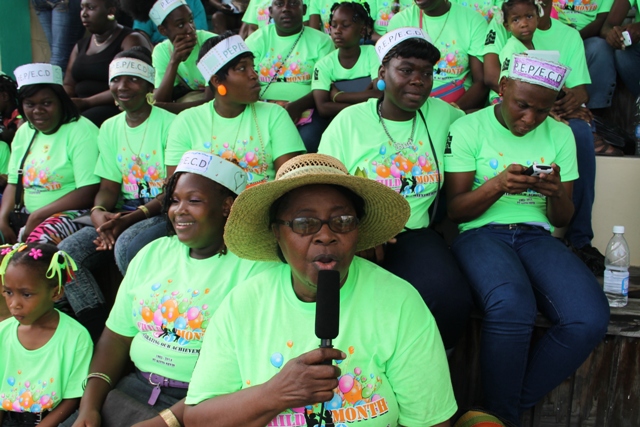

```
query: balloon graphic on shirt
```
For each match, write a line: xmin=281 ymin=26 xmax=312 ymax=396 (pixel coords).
xmin=186 ymin=307 xmax=200 ymax=321
xmin=188 ymin=313 xmax=203 ymax=330
xmin=174 ymin=316 xmax=187 ymax=330
xmin=326 ymin=393 xmax=342 ymax=410
xmin=390 ymin=164 xmax=401 ymax=179
xmin=128 ymin=173 xmax=137 ymax=185
xmin=153 ymin=309 xmax=164 ymax=326
xmin=151 ymin=283 xmax=161 ymax=291
xmin=415 ymin=184 xmax=424 ymax=194
xmin=418 ymin=155 xmax=427 ymax=167
xmin=343 ymin=380 xmax=363 ymax=404
xmin=2 ymin=400 xmax=11 ymax=410
xmin=178 ymin=300 xmax=189 ymax=314
xmin=338 ymin=375 xmax=354 ymax=393
xmin=354 ymin=367 xmax=362 ymax=376
xmin=7 ymin=377 xmax=15 ymax=387
xmin=361 ymin=384 xmax=374 ymax=399
xmin=141 ymin=306 xmax=153 ymax=322
xmin=20 ymin=392 xmax=33 ymax=408
xmin=489 ymin=158 xmax=499 ymax=170
xmin=30 ymin=403 xmax=42 ymax=412
xmin=379 ymin=145 xmax=387 ymax=156
xmin=411 ymin=165 xmax=422 ymax=177
xmin=376 ymin=164 xmax=390 ymax=178
xmin=12 ymin=400 xmax=21 ymax=411
xmin=292 ymin=407 xmax=305 ymax=413
xmin=270 ymin=352 xmax=284 ymax=368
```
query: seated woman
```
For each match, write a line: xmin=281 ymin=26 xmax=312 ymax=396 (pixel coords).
xmin=318 ymin=28 xmax=472 ymax=351
xmin=246 ymin=0 xmax=334 ymax=152
xmin=388 ymin=0 xmax=488 ymax=111
xmin=58 ymin=47 xmax=175 ymax=340
xmin=126 ymin=0 xmax=208 ymax=45
xmin=64 ymin=0 xmax=152 ymax=127
xmin=311 ymin=1 xmax=382 ymax=119
xmin=184 ymin=153 xmax=456 ymax=427
xmin=0 ymin=63 xmax=100 ymax=245
xmin=69 ymin=152 xmax=273 ymax=427
xmin=120 ymin=31 xmax=306 ymax=270
xmin=444 ymin=53 xmax=610 ymax=425
xmin=120 ymin=0 xmax=217 ymax=110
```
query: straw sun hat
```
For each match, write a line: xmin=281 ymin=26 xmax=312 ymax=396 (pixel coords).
xmin=225 ymin=154 xmax=411 ymax=262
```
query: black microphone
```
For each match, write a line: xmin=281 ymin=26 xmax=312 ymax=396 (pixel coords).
xmin=315 ymin=269 xmax=340 ymax=351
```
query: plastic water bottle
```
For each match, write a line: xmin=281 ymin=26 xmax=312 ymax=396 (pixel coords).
xmin=603 ymin=225 xmax=630 ymax=307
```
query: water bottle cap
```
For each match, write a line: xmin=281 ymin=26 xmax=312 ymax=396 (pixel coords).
xmin=613 ymin=225 xmax=625 ymax=234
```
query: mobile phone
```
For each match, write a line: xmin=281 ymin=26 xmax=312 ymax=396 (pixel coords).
xmin=523 ymin=164 xmax=552 ymax=176
xmin=622 ymin=31 xmax=632 ymax=47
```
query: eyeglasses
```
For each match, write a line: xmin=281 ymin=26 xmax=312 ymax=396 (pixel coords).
xmin=274 ymin=215 xmax=359 ymax=235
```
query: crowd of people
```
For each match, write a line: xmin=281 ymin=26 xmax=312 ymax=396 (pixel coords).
xmin=1 ymin=0 xmax=637 ymax=425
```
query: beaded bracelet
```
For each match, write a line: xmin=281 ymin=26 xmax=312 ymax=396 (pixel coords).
xmin=82 ymin=372 xmax=112 ymax=390
xmin=159 ymin=408 xmax=181 ymax=427
xmin=332 ymin=91 xmax=344 ymax=103
xmin=91 ymin=205 xmax=107 ymax=213
xmin=137 ymin=205 xmax=151 ymax=218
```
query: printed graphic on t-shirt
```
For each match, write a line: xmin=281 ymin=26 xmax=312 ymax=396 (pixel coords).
xmin=202 ymin=136 xmax=268 ymax=186
xmin=434 ymin=40 xmax=467 ymax=79
xmin=554 ymin=0 xmax=599 ymax=14
xmin=264 ymin=345 xmax=391 ymax=426
xmin=1 ymin=374 xmax=60 ymax=413
xmin=23 ymin=148 xmax=63 ymax=193
xmin=472 ymin=153 xmax=546 ymax=202
xmin=135 ymin=281 xmax=213 ymax=348
xmin=118 ymin=149 xmax=164 ymax=199
xmin=485 ymin=29 xmax=496 ymax=46
xmin=456 ymin=0 xmax=497 ymax=21
xmin=258 ymin=51 xmax=314 ymax=85
xmin=376 ymin=1 xmax=411 ymax=29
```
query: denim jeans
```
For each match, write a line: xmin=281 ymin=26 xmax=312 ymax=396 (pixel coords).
xmin=452 ymin=226 xmax=609 ymax=425
xmin=380 ymin=227 xmax=473 ymax=349
xmin=58 ymin=216 xmax=166 ymax=314
xmin=31 ymin=0 xmax=85 ymax=71
xmin=615 ymin=41 xmax=640 ymax=97
xmin=584 ymin=37 xmax=617 ymax=109
xmin=298 ymin=108 xmax=330 ymax=153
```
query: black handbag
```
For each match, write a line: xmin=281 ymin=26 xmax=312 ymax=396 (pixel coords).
xmin=8 ymin=130 xmax=38 ymax=234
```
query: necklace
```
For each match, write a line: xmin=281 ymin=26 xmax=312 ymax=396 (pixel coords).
xmin=123 ymin=114 xmax=150 ymax=166
xmin=260 ymin=27 xmax=304 ymax=99
xmin=420 ymin=3 xmax=451 ymax=45
xmin=93 ymin=29 xmax=116 ymax=47
xmin=378 ymin=103 xmax=417 ymax=149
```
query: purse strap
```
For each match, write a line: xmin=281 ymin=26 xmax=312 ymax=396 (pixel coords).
xmin=14 ymin=130 xmax=38 ymax=212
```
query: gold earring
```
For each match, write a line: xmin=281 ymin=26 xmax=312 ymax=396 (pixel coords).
xmin=107 ymin=14 xmax=115 ymax=21
xmin=146 ymin=93 xmax=156 ymax=105
xmin=114 ymin=99 xmax=120 ymax=107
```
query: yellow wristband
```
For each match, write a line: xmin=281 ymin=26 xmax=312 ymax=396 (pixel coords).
xmin=332 ymin=91 xmax=344 ymax=103
xmin=137 ymin=205 xmax=151 ymax=218
xmin=91 ymin=205 xmax=107 ymax=213
xmin=159 ymin=409 xmax=181 ymax=427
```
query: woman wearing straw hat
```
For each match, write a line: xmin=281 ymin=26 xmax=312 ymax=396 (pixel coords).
xmin=444 ymin=53 xmax=609 ymax=425
xmin=68 ymin=151 xmax=272 ymax=427
xmin=318 ymin=27 xmax=473 ymax=352
xmin=184 ymin=154 xmax=456 ymax=427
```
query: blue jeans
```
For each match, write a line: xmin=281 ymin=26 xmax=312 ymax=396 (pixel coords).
xmin=298 ymin=108 xmax=330 ymax=153
xmin=615 ymin=41 xmax=640 ymax=97
xmin=452 ymin=227 xmax=609 ymax=425
xmin=564 ymin=119 xmax=596 ymax=249
xmin=31 ymin=0 xmax=85 ymax=71
xmin=584 ymin=37 xmax=617 ymax=109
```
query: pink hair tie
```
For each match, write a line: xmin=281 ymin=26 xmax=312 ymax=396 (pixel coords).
xmin=29 ymin=248 xmax=43 ymax=260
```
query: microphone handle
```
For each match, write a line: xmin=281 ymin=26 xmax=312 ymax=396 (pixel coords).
xmin=319 ymin=339 xmax=333 ymax=365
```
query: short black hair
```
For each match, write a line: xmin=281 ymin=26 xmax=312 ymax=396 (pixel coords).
xmin=382 ymin=37 xmax=441 ymax=66
xmin=328 ymin=1 xmax=374 ymax=41
xmin=502 ymin=0 xmax=540 ymax=20
xmin=114 ymin=46 xmax=153 ymax=64
xmin=119 ymin=0 xmax=155 ymax=22
xmin=0 ymin=74 xmax=18 ymax=109
xmin=17 ymin=84 xmax=80 ymax=133
xmin=198 ymin=31 xmax=255 ymax=87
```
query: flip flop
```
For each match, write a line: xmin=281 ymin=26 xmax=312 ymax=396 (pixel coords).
xmin=594 ymin=133 xmax=623 ymax=156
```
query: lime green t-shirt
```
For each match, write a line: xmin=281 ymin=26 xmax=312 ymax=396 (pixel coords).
xmin=246 ymin=25 xmax=335 ymax=102
xmin=186 ymin=257 xmax=457 ymax=427
xmin=152 ymin=30 xmax=217 ymax=90
xmin=309 ymin=0 xmax=374 ymax=34
xmin=165 ymin=100 xmax=305 ymax=186
xmin=443 ymin=106 xmax=579 ymax=232
xmin=631 ymin=0 xmax=640 ymax=22
xmin=451 ymin=0 xmax=505 ymax=22
xmin=482 ymin=19 xmax=591 ymax=88
xmin=105 ymin=236 xmax=274 ymax=383
xmin=8 ymin=118 xmax=100 ymax=213
xmin=374 ymin=0 xmax=415 ymax=36
xmin=95 ymin=107 xmax=175 ymax=206
xmin=0 ymin=141 xmax=10 ymax=175
xmin=311 ymin=46 xmax=380 ymax=91
xmin=0 ymin=311 xmax=92 ymax=413
xmin=243 ymin=0 xmax=310 ymax=28
xmin=388 ymin=4 xmax=488 ymax=98
xmin=552 ymin=0 xmax=614 ymax=30
xmin=487 ymin=36 xmax=528 ymax=103
xmin=319 ymin=98 xmax=463 ymax=229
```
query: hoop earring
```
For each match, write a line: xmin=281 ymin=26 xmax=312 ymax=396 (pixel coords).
xmin=376 ymin=80 xmax=386 ymax=91
xmin=146 ymin=93 xmax=156 ymax=105
xmin=107 ymin=14 xmax=115 ymax=21
xmin=217 ymin=85 xmax=227 ymax=96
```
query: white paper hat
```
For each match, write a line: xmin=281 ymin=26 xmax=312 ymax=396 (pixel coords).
xmin=197 ymin=35 xmax=251 ymax=83
xmin=375 ymin=27 xmax=433 ymax=62
xmin=502 ymin=51 xmax=570 ymax=91
xmin=14 ymin=63 xmax=63 ymax=89
xmin=109 ymin=58 xmax=156 ymax=85
xmin=149 ymin=0 xmax=187 ymax=26
xmin=175 ymin=151 xmax=248 ymax=195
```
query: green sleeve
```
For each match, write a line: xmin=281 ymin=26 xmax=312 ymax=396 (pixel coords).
xmin=269 ymin=106 xmax=306 ymax=159
xmin=443 ymin=118 xmax=478 ymax=172
xmin=165 ymin=113 xmax=196 ymax=166
xmin=552 ymin=122 xmax=579 ymax=182
xmin=152 ymin=41 xmax=174 ymax=87
xmin=387 ymin=7 xmax=411 ymax=31
xmin=311 ymin=55 xmax=334 ymax=91
xmin=482 ymin=18 xmax=509 ymax=55
xmin=309 ymin=0 xmax=322 ymax=15
xmin=69 ymin=121 xmax=101 ymax=188
xmin=563 ymin=30 xmax=591 ymax=87
xmin=245 ymin=29 xmax=265 ymax=62
xmin=368 ymin=48 xmax=382 ymax=79
xmin=62 ymin=321 xmax=93 ymax=399
xmin=468 ymin=11 xmax=489 ymax=59
xmin=94 ymin=118 xmax=123 ymax=183
xmin=600 ymin=0 xmax=615 ymax=13
xmin=0 ymin=141 xmax=10 ymax=175
xmin=319 ymin=33 xmax=336 ymax=57
xmin=243 ymin=0 xmax=259 ymax=25
xmin=318 ymin=112 xmax=347 ymax=160
xmin=105 ymin=250 xmax=145 ymax=337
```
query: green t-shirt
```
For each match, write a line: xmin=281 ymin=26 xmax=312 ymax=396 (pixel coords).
xmin=95 ymin=107 xmax=175 ymax=206
xmin=552 ymin=0 xmax=614 ymax=30
xmin=8 ymin=117 xmax=100 ymax=213
xmin=246 ymin=25 xmax=334 ymax=102
xmin=309 ymin=0 xmax=374 ymax=34
xmin=165 ymin=100 xmax=305 ymax=186
xmin=631 ymin=0 xmax=640 ymax=22
xmin=319 ymin=98 xmax=464 ymax=229
xmin=443 ymin=106 xmax=579 ymax=232
xmin=0 ymin=141 xmax=10 ymax=175
xmin=487 ymin=36 xmax=528 ymax=103
xmin=374 ymin=0 xmax=415 ymax=36
xmin=186 ymin=257 xmax=457 ymax=427
xmin=152 ymin=30 xmax=217 ymax=90
xmin=388 ymin=4 xmax=488 ymax=98
xmin=105 ymin=236 xmax=274 ymax=383
xmin=482 ymin=19 xmax=591 ymax=87
xmin=0 ymin=311 xmax=92 ymax=413
xmin=311 ymin=46 xmax=380 ymax=91
xmin=243 ymin=0 xmax=310 ymax=28
xmin=451 ymin=0 xmax=505 ymax=21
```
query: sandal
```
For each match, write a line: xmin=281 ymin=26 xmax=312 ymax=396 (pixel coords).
xmin=594 ymin=133 xmax=624 ymax=156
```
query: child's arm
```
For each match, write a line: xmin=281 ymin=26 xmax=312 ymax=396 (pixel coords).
xmin=154 ymin=35 xmax=198 ymax=102
xmin=37 ymin=398 xmax=80 ymax=427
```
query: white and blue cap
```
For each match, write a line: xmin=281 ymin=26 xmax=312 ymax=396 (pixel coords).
xmin=14 ymin=63 xmax=63 ymax=89
xmin=109 ymin=57 xmax=156 ymax=85
xmin=375 ymin=27 xmax=433 ymax=62
xmin=149 ymin=0 xmax=187 ymax=26
xmin=197 ymin=35 xmax=250 ymax=83
xmin=175 ymin=151 xmax=248 ymax=195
